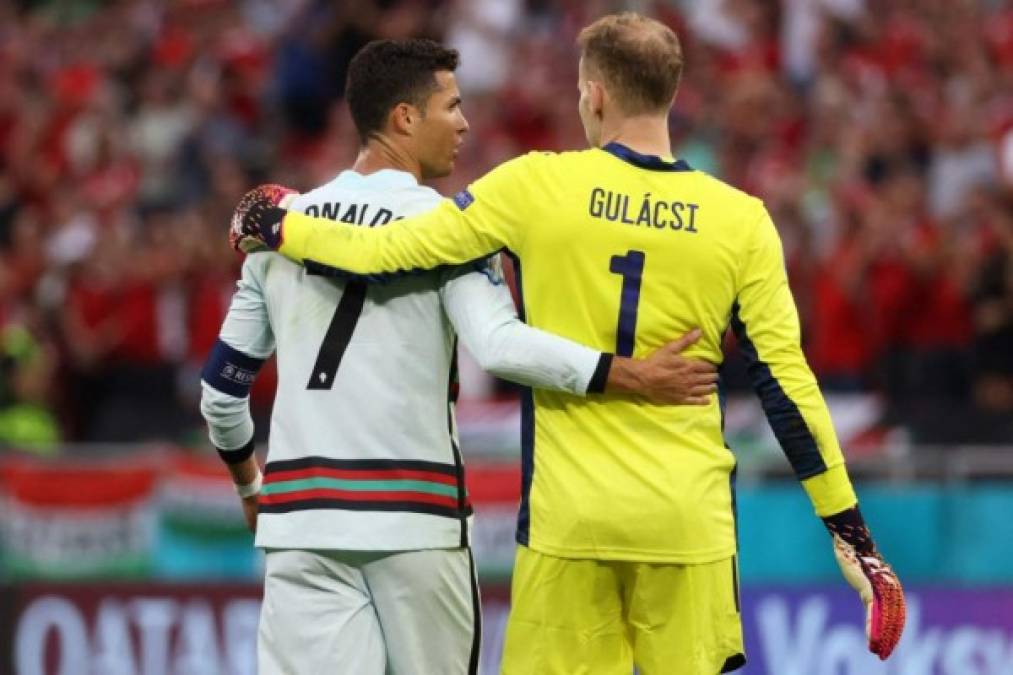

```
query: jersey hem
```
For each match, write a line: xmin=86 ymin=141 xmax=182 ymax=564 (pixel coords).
xmin=524 ymin=539 xmax=737 ymax=565
xmin=255 ymin=536 xmax=468 ymax=552
xmin=256 ymin=513 xmax=473 ymax=552
xmin=258 ymin=543 xmax=465 ymax=553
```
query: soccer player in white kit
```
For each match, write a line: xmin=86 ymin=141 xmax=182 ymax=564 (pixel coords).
xmin=200 ymin=39 xmax=718 ymax=675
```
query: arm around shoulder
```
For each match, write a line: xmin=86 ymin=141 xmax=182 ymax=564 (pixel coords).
xmin=441 ymin=261 xmax=601 ymax=395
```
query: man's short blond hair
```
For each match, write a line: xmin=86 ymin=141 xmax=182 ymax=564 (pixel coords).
xmin=577 ymin=13 xmax=683 ymax=115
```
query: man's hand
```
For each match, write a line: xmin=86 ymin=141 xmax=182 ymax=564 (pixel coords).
xmin=825 ymin=507 xmax=906 ymax=659
xmin=241 ymin=495 xmax=259 ymax=534
xmin=606 ymin=328 xmax=718 ymax=404
xmin=229 ymin=184 xmax=299 ymax=253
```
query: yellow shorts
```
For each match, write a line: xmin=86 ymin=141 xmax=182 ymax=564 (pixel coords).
xmin=501 ymin=546 xmax=745 ymax=675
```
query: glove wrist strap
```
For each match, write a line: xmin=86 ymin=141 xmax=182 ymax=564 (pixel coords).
xmin=823 ymin=505 xmax=877 ymax=556
xmin=259 ymin=206 xmax=287 ymax=249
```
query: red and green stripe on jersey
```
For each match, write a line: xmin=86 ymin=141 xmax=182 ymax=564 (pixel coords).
xmin=258 ymin=457 xmax=472 ymax=519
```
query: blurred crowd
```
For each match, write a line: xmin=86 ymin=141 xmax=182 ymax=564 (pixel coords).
xmin=0 ymin=0 xmax=1010 ymax=450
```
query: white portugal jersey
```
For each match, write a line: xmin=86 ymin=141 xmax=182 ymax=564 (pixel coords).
xmin=200 ymin=169 xmax=608 ymax=552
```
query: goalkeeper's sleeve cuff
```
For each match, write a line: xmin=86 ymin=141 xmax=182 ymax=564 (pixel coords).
xmin=277 ymin=210 xmax=312 ymax=260
xmin=802 ymin=463 xmax=858 ymax=517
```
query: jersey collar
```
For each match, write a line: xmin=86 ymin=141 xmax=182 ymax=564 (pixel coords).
xmin=602 ymin=142 xmax=693 ymax=172
xmin=338 ymin=169 xmax=420 ymax=188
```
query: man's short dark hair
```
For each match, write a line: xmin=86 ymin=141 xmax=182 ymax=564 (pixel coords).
xmin=346 ymin=39 xmax=460 ymax=144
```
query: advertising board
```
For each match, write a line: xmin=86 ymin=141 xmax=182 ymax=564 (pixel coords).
xmin=4 ymin=584 xmax=1011 ymax=675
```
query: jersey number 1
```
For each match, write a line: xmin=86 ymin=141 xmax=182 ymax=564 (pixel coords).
xmin=307 ymin=280 xmax=367 ymax=390
xmin=609 ymin=250 xmax=645 ymax=357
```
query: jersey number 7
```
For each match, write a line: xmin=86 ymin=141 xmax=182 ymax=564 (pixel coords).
xmin=306 ymin=280 xmax=367 ymax=390
xmin=609 ymin=250 xmax=645 ymax=357
xmin=304 ymin=250 xmax=646 ymax=386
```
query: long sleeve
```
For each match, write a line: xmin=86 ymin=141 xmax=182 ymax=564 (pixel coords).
xmin=277 ymin=155 xmax=540 ymax=275
xmin=199 ymin=256 xmax=275 ymax=455
xmin=732 ymin=205 xmax=857 ymax=517
xmin=440 ymin=258 xmax=610 ymax=395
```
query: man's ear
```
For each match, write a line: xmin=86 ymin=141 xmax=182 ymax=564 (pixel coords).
xmin=389 ymin=103 xmax=419 ymax=137
xmin=588 ymin=80 xmax=606 ymax=117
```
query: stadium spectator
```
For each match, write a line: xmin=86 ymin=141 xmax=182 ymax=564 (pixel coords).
xmin=0 ymin=319 xmax=60 ymax=452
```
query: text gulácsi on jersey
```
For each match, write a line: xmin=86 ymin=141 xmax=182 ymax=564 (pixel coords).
xmin=588 ymin=188 xmax=699 ymax=232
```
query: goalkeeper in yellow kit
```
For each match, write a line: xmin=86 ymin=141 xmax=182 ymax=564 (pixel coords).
xmin=231 ymin=12 xmax=905 ymax=674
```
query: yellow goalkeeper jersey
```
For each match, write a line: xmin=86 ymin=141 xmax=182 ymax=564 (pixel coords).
xmin=277 ymin=144 xmax=857 ymax=563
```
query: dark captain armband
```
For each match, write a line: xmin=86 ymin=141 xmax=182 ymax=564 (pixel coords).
xmin=201 ymin=338 xmax=265 ymax=398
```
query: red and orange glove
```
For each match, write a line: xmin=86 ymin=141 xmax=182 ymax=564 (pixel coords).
xmin=229 ymin=184 xmax=299 ymax=253
xmin=823 ymin=506 xmax=906 ymax=659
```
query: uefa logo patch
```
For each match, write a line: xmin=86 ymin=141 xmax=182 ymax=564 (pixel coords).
xmin=453 ymin=189 xmax=475 ymax=211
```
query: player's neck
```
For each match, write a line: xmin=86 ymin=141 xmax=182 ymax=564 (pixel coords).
xmin=353 ymin=136 xmax=422 ymax=182
xmin=600 ymin=115 xmax=672 ymax=158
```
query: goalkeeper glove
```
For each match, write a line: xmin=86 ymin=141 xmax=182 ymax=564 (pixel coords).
xmin=229 ymin=184 xmax=299 ymax=253
xmin=823 ymin=505 xmax=906 ymax=659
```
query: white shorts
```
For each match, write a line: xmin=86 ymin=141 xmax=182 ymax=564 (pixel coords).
xmin=258 ymin=548 xmax=480 ymax=675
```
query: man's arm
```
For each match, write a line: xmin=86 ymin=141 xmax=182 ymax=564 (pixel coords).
xmin=440 ymin=259 xmax=718 ymax=403
xmin=734 ymin=205 xmax=855 ymax=514
xmin=735 ymin=203 xmax=904 ymax=659
xmin=199 ymin=256 xmax=276 ymax=533
xmin=232 ymin=155 xmax=541 ymax=276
